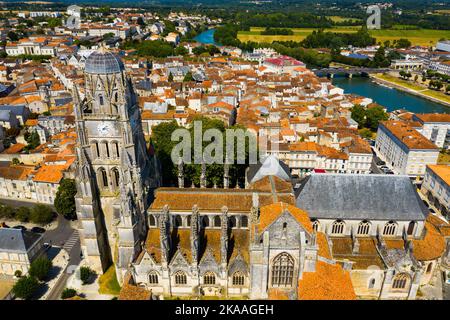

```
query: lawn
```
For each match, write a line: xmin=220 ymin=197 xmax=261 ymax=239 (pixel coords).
xmin=373 ymin=74 xmax=450 ymax=104
xmin=237 ymin=27 xmax=450 ymax=46
xmin=98 ymin=265 xmax=121 ymax=296
xmin=0 ymin=279 xmax=15 ymax=300
xmin=327 ymin=16 xmax=361 ymax=23
xmin=438 ymin=151 xmax=450 ymax=164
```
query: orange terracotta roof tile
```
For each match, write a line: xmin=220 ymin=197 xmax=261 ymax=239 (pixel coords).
xmin=412 ymin=221 xmax=446 ymax=261
xmin=32 ymin=165 xmax=64 ymax=184
xmin=258 ymin=202 xmax=313 ymax=234
xmin=380 ymin=121 xmax=438 ymax=150
xmin=298 ymin=261 xmax=356 ymax=300
xmin=427 ymin=165 xmax=450 ymax=186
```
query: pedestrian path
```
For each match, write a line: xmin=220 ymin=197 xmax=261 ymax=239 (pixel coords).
xmin=63 ymin=230 xmax=79 ymax=253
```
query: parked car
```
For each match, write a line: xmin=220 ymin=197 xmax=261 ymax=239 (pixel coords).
xmin=376 ymin=160 xmax=386 ymax=166
xmin=422 ymin=200 xmax=429 ymax=207
xmin=31 ymin=226 xmax=45 ymax=234
xmin=380 ymin=165 xmax=389 ymax=170
xmin=43 ymin=243 xmax=51 ymax=251
xmin=12 ymin=225 xmax=27 ymax=231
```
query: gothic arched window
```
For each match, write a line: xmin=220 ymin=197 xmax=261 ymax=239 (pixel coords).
xmin=383 ymin=221 xmax=397 ymax=236
xmin=112 ymin=141 xmax=120 ymax=158
xmin=148 ymin=271 xmax=158 ymax=284
xmin=271 ymin=252 xmax=294 ymax=288
xmin=98 ymin=94 xmax=104 ymax=106
xmin=111 ymin=168 xmax=120 ymax=189
xmin=357 ymin=220 xmax=371 ymax=235
xmin=102 ymin=141 xmax=110 ymax=158
xmin=92 ymin=141 xmax=100 ymax=158
xmin=98 ymin=168 xmax=108 ymax=188
xmin=241 ymin=216 xmax=248 ymax=228
xmin=392 ymin=273 xmax=409 ymax=290
xmin=331 ymin=220 xmax=345 ymax=235
xmin=203 ymin=272 xmax=216 ymax=285
xmin=232 ymin=271 xmax=245 ymax=286
xmin=174 ymin=271 xmax=187 ymax=285
xmin=186 ymin=215 xmax=191 ymax=227
xmin=311 ymin=219 xmax=320 ymax=232
xmin=149 ymin=215 xmax=156 ymax=227
xmin=369 ymin=278 xmax=375 ymax=289
xmin=407 ymin=221 xmax=416 ymax=236
xmin=229 ymin=216 xmax=236 ymax=228
xmin=202 ymin=216 xmax=209 ymax=228
xmin=214 ymin=216 xmax=221 ymax=227
xmin=174 ymin=215 xmax=182 ymax=227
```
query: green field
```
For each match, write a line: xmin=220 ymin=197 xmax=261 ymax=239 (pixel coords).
xmin=237 ymin=26 xmax=450 ymax=46
xmin=327 ymin=16 xmax=361 ymax=23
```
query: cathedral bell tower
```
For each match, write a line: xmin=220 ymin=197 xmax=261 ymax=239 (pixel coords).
xmin=73 ymin=49 xmax=158 ymax=280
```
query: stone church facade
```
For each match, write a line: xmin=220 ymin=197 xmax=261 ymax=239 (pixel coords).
xmin=73 ymin=49 xmax=159 ymax=280
xmin=72 ymin=50 xmax=449 ymax=300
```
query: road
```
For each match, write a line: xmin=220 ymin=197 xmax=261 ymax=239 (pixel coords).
xmin=46 ymin=240 xmax=81 ymax=300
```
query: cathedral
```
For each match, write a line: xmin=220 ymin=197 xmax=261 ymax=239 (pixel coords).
xmin=73 ymin=49 xmax=159 ymax=280
xmin=74 ymin=50 xmax=449 ymax=300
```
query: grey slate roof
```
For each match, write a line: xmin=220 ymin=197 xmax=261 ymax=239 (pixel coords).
xmin=85 ymin=51 xmax=124 ymax=74
xmin=0 ymin=228 xmax=42 ymax=253
xmin=295 ymin=174 xmax=428 ymax=221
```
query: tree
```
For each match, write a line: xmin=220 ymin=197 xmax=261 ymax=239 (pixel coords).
xmin=61 ymin=288 xmax=77 ymax=299
xmin=365 ymin=106 xmax=389 ymax=131
xmin=15 ymin=207 xmax=30 ymax=222
xmin=395 ymin=38 xmax=412 ymax=49
xmin=24 ymin=130 xmax=41 ymax=152
xmin=11 ymin=158 xmax=20 ymax=166
xmin=0 ymin=205 xmax=16 ymax=219
xmin=168 ymin=72 xmax=174 ymax=82
xmin=14 ymin=270 xmax=22 ymax=278
xmin=54 ymin=179 xmax=77 ymax=220
xmin=446 ymin=85 xmax=450 ymax=94
xmin=351 ymin=105 xmax=366 ymax=128
xmin=29 ymin=204 xmax=54 ymax=224
xmin=359 ymin=128 xmax=373 ymax=139
xmin=174 ymin=46 xmax=188 ymax=56
xmin=29 ymin=256 xmax=52 ymax=281
xmin=12 ymin=276 xmax=39 ymax=300
xmin=80 ymin=266 xmax=95 ymax=284
xmin=137 ymin=17 xmax=145 ymax=27
xmin=7 ymin=30 xmax=19 ymax=41
xmin=183 ymin=71 xmax=193 ymax=82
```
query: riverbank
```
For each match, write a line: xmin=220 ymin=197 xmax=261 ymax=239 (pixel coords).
xmin=371 ymin=73 xmax=450 ymax=108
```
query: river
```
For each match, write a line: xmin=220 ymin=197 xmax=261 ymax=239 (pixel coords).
xmin=194 ymin=29 xmax=449 ymax=114
xmin=332 ymin=77 xmax=450 ymax=114
xmin=194 ymin=28 xmax=219 ymax=45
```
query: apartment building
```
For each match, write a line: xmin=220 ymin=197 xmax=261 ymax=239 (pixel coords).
xmin=375 ymin=121 xmax=440 ymax=176
xmin=421 ymin=164 xmax=449 ymax=218
xmin=412 ymin=113 xmax=450 ymax=149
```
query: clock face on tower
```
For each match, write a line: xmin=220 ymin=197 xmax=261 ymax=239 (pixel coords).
xmin=97 ymin=122 xmax=111 ymax=136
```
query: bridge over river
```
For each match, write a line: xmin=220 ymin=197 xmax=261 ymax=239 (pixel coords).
xmin=314 ymin=68 xmax=390 ymax=78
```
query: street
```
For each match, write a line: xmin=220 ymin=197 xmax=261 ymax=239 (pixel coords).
xmin=0 ymin=198 xmax=82 ymax=300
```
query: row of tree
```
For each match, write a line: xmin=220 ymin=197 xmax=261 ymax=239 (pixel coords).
xmin=0 ymin=203 xmax=54 ymax=224
xmin=12 ymin=256 xmax=52 ymax=300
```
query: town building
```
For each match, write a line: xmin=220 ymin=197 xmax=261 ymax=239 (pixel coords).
xmin=0 ymin=228 xmax=44 ymax=276
xmin=375 ymin=121 xmax=440 ymax=176
xmin=412 ymin=113 xmax=450 ymax=149
xmin=421 ymin=165 xmax=449 ymax=218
